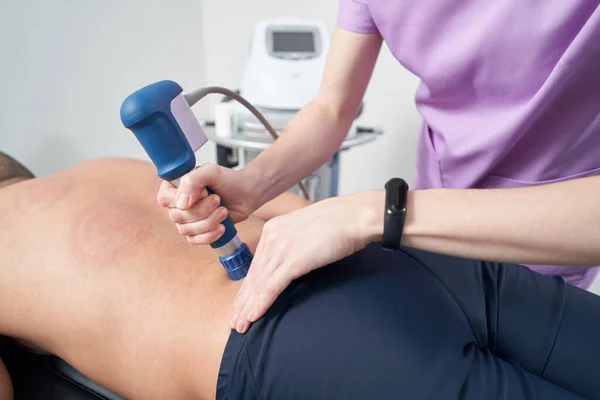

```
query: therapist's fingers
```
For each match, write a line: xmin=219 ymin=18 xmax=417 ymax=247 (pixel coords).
xmin=234 ymin=286 xmax=255 ymax=333
xmin=168 ymin=194 xmax=221 ymax=223
xmin=175 ymin=206 xmax=228 ymax=236
xmin=232 ymin=240 xmax=294 ymax=334
xmin=157 ymin=180 xmax=208 ymax=208
xmin=230 ymin=273 xmax=254 ymax=330
xmin=231 ymin=221 xmax=297 ymax=333
xmin=157 ymin=180 xmax=177 ymax=207
xmin=176 ymin=164 xmax=222 ymax=210
xmin=235 ymin=268 xmax=293 ymax=334
xmin=230 ymin=240 xmax=269 ymax=330
xmin=234 ymin=256 xmax=276 ymax=323
xmin=186 ymin=225 xmax=226 ymax=245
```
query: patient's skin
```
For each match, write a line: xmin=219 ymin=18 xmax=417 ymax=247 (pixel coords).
xmin=0 ymin=158 xmax=309 ymax=399
xmin=0 ymin=359 xmax=11 ymax=400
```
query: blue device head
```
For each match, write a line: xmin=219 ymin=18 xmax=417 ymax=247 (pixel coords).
xmin=120 ymin=80 xmax=198 ymax=181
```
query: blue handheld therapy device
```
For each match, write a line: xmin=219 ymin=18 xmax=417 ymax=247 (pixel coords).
xmin=120 ymin=80 xmax=251 ymax=280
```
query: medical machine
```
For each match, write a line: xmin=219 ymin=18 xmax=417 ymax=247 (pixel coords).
xmin=236 ymin=19 xmax=330 ymax=131
xmin=210 ymin=19 xmax=382 ymax=201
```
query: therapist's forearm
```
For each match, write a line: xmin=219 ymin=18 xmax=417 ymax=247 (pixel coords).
xmin=244 ymin=99 xmax=353 ymax=208
xmin=361 ymin=176 xmax=600 ymax=266
xmin=239 ymin=27 xmax=382 ymax=210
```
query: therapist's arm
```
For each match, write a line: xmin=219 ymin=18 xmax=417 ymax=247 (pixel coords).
xmin=243 ymin=28 xmax=382 ymax=209
xmin=361 ymin=175 xmax=600 ymax=266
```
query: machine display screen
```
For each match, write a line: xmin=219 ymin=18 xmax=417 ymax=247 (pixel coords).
xmin=272 ymin=31 xmax=314 ymax=53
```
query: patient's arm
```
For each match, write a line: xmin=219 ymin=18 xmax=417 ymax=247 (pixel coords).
xmin=0 ymin=359 xmax=11 ymax=400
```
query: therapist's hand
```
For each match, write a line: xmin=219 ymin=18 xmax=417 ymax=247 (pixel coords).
xmin=230 ymin=191 xmax=383 ymax=333
xmin=156 ymin=163 xmax=258 ymax=244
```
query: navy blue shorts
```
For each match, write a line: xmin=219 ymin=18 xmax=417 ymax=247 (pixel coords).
xmin=217 ymin=244 xmax=600 ymax=399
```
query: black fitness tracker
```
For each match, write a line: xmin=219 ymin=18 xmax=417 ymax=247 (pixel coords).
xmin=382 ymin=178 xmax=409 ymax=251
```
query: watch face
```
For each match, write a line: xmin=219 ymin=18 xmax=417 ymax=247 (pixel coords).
xmin=385 ymin=178 xmax=408 ymax=214
xmin=383 ymin=178 xmax=408 ymax=250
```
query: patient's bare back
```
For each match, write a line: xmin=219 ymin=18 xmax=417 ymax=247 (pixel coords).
xmin=0 ymin=158 xmax=257 ymax=399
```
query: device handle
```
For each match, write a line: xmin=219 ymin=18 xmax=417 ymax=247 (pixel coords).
xmin=205 ymin=187 xmax=237 ymax=248
xmin=170 ymin=178 xmax=237 ymax=249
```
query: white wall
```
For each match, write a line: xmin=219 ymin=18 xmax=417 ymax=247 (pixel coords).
xmin=0 ymin=0 xmax=209 ymax=176
xmin=199 ymin=0 xmax=423 ymax=195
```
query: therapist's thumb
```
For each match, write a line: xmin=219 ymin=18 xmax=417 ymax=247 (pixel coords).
xmin=176 ymin=163 xmax=223 ymax=210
